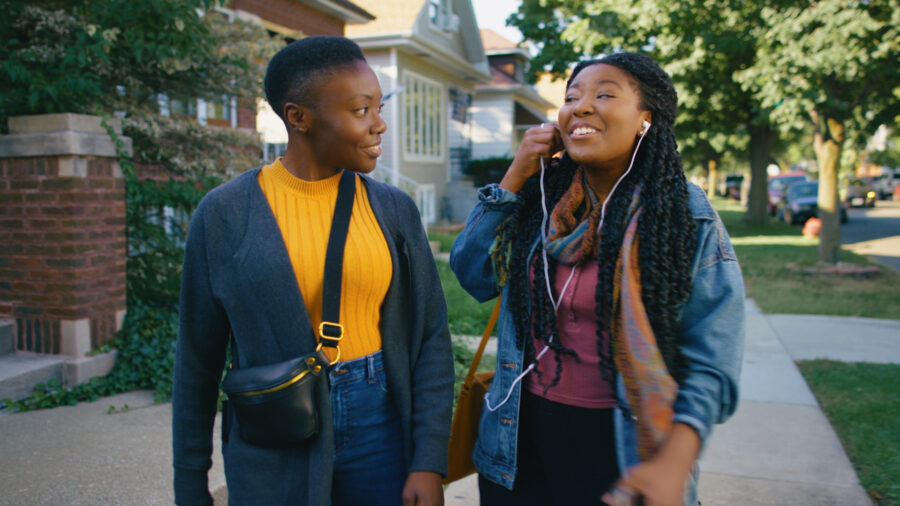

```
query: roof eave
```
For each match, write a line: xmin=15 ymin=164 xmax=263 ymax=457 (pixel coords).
xmin=351 ymin=33 xmax=492 ymax=84
xmin=300 ymin=0 xmax=375 ymax=24
xmin=485 ymin=48 xmax=531 ymax=60
xmin=475 ymin=84 xmax=556 ymax=110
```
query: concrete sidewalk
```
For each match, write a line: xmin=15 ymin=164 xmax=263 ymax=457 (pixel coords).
xmin=1 ymin=299 xmax=897 ymax=505
xmin=0 ymin=391 xmax=227 ymax=506
xmin=693 ymin=300 xmax=879 ymax=505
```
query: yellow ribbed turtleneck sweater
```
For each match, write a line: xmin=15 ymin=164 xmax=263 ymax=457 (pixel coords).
xmin=258 ymin=159 xmax=391 ymax=362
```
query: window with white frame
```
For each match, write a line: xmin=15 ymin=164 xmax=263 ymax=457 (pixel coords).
xmin=205 ymin=96 xmax=234 ymax=127
xmin=168 ymin=97 xmax=197 ymax=118
xmin=428 ymin=0 xmax=458 ymax=32
xmin=402 ymin=71 xmax=444 ymax=161
xmin=159 ymin=95 xmax=235 ymax=128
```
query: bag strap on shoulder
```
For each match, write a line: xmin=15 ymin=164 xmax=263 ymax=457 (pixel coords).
xmin=318 ymin=169 xmax=356 ymax=365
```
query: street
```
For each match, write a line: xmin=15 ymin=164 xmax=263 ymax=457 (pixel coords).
xmin=841 ymin=200 xmax=900 ymax=272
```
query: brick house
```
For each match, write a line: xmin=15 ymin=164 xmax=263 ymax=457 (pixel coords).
xmin=155 ymin=0 xmax=375 ymax=162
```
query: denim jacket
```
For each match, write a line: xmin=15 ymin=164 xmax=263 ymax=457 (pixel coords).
xmin=449 ymin=182 xmax=745 ymax=505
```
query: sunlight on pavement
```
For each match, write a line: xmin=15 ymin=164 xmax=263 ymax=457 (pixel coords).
xmin=730 ymin=236 xmax=818 ymax=246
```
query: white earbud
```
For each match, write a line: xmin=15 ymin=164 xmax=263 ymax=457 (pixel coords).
xmin=639 ymin=120 xmax=651 ymax=137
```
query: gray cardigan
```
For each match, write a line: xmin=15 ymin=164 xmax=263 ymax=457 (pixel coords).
xmin=172 ymin=168 xmax=454 ymax=505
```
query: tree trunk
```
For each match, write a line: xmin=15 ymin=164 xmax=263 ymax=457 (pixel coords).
xmin=812 ymin=114 xmax=844 ymax=264
xmin=743 ymin=123 xmax=776 ymax=225
xmin=707 ymin=158 xmax=719 ymax=199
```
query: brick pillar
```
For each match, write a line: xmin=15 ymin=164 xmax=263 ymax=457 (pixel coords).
xmin=0 ymin=113 xmax=132 ymax=357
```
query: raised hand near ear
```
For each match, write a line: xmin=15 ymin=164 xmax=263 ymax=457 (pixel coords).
xmin=500 ymin=122 xmax=562 ymax=194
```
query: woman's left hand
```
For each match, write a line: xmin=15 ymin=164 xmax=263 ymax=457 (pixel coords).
xmin=602 ymin=423 xmax=701 ymax=506
xmin=402 ymin=471 xmax=444 ymax=506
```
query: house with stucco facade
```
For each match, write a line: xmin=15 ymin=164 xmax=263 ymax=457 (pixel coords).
xmin=346 ymin=0 xmax=491 ymax=224
xmin=470 ymin=29 xmax=555 ymax=161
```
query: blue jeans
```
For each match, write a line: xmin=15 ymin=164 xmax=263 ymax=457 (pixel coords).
xmin=329 ymin=350 xmax=405 ymax=506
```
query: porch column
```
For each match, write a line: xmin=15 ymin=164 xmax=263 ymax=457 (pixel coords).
xmin=0 ymin=113 xmax=131 ymax=357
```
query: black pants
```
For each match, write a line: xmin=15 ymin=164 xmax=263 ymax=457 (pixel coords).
xmin=479 ymin=391 xmax=620 ymax=506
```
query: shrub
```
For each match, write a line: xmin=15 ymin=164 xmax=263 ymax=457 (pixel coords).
xmin=1 ymin=304 xmax=179 ymax=411
xmin=464 ymin=156 xmax=513 ymax=187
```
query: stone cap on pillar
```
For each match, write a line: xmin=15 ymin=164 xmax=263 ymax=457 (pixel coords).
xmin=0 ymin=113 xmax=132 ymax=158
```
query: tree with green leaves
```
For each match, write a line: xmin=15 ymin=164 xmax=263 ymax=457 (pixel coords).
xmin=1 ymin=0 xmax=281 ymax=304
xmin=0 ymin=0 xmax=271 ymax=121
xmin=737 ymin=0 xmax=900 ymax=263
xmin=508 ymin=0 xmax=790 ymax=225
xmin=869 ymin=128 xmax=900 ymax=169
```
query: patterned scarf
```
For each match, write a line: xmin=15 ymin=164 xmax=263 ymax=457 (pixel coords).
xmin=493 ymin=174 xmax=678 ymax=459
xmin=543 ymin=168 xmax=603 ymax=265
xmin=612 ymin=189 xmax=678 ymax=460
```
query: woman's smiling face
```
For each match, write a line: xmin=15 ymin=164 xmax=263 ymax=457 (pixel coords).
xmin=305 ymin=60 xmax=386 ymax=174
xmin=558 ymin=63 xmax=650 ymax=175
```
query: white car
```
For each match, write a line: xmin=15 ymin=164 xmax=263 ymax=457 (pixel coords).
xmin=872 ymin=170 xmax=900 ymax=200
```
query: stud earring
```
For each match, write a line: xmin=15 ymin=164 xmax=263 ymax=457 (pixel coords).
xmin=295 ymin=125 xmax=306 ymax=134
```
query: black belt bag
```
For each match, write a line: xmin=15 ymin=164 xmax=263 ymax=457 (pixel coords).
xmin=221 ymin=169 xmax=356 ymax=446
xmin=222 ymin=350 xmax=328 ymax=445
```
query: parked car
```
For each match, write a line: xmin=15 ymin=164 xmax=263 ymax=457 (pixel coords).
xmin=872 ymin=170 xmax=900 ymax=200
xmin=840 ymin=177 xmax=876 ymax=208
xmin=776 ymin=181 xmax=848 ymax=225
xmin=767 ymin=172 xmax=808 ymax=215
xmin=719 ymin=174 xmax=744 ymax=200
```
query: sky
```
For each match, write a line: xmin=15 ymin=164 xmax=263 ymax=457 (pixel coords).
xmin=472 ymin=1 xmax=523 ymax=44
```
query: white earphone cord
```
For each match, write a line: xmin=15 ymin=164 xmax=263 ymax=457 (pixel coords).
xmin=484 ymin=123 xmax=651 ymax=413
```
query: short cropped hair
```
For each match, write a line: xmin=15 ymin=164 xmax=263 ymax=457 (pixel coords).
xmin=264 ymin=36 xmax=367 ymax=122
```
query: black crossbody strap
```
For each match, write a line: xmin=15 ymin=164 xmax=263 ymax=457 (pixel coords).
xmin=318 ymin=170 xmax=356 ymax=360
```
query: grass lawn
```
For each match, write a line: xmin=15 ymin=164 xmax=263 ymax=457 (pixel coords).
xmin=435 ymin=258 xmax=496 ymax=337
xmin=796 ymin=360 xmax=900 ymax=505
xmin=713 ymin=197 xmax=900 ymax=319
xmin=428 ymin=230 xmax=459 ymax=254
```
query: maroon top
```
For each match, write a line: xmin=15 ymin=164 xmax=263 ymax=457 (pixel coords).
xmin=526 ymin=259 xmax=617 ymax=408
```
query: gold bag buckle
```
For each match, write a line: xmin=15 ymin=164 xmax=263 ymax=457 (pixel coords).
xmin=317 ymin=321 xmax=344 ymax=365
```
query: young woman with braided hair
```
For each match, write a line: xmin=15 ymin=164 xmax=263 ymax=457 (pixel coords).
xmin=450 ymin=52 xmax=745 ymax=505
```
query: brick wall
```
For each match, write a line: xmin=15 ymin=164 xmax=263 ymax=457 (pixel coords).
xmin=0 ymin=155 xmax=126 ymax=353
xmin=230 ymin=0 xmax=344 ymax=36
xmin=237 ymin=98 xmax=257 ymax=130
